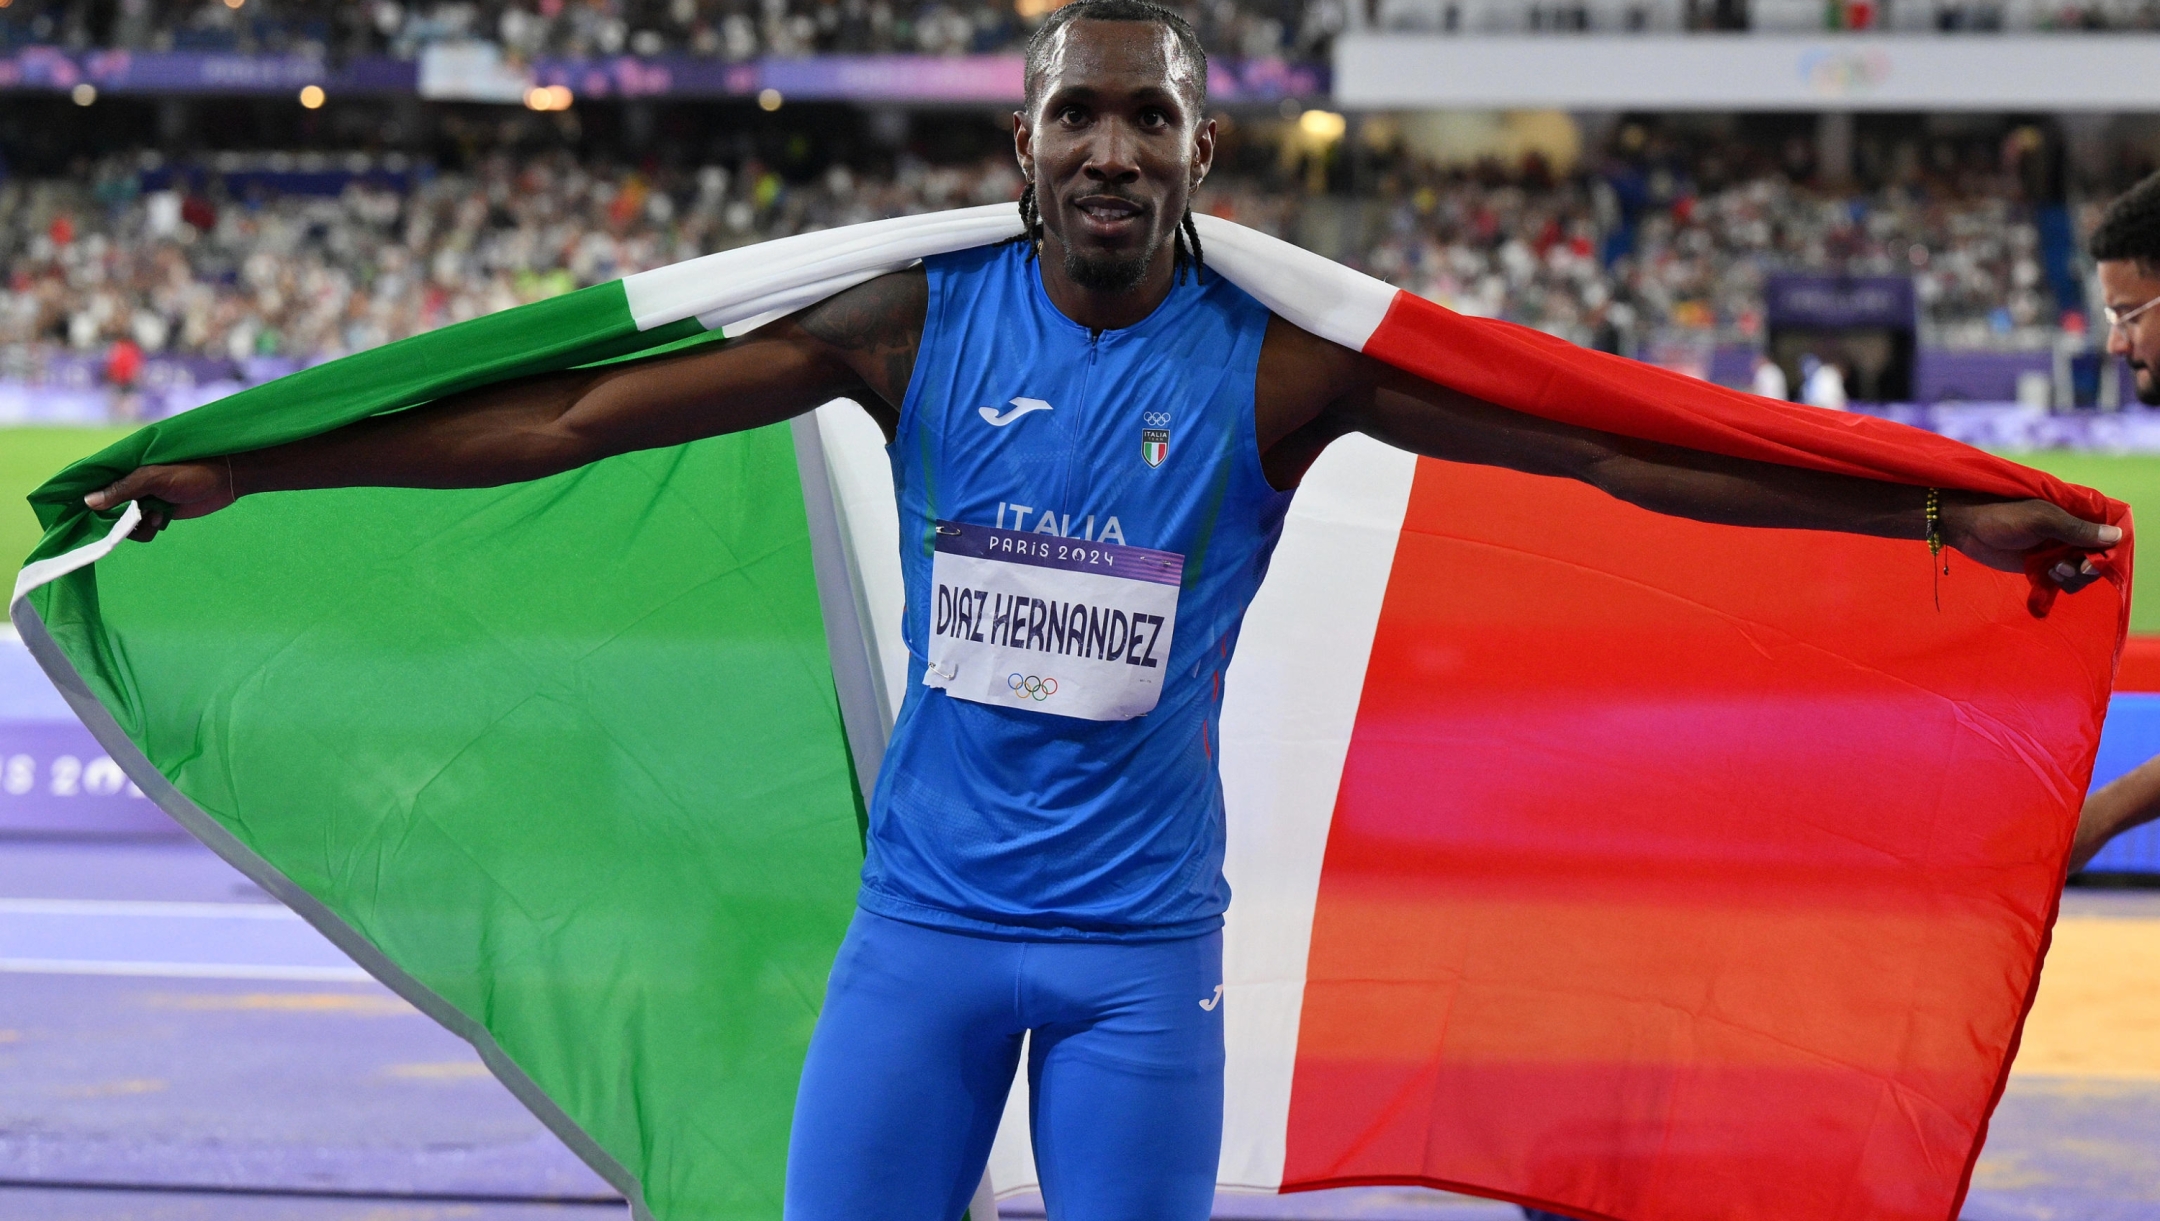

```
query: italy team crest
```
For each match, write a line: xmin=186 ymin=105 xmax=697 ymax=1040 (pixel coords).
xmin=1141 ymin=428 xmax=1169 ymax=468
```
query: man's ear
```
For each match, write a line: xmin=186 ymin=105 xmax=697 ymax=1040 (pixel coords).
xmin=1190 ymin=116 xmax=1217 ymax=187
xmin=1013 ymin=111 xmax=1034 ymax=178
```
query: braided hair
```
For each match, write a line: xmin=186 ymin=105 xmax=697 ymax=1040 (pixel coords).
xmin=1015 ymin=176 xmax=1206 ymax=284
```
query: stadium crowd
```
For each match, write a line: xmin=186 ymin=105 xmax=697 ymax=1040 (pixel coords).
xmin=6 ymin=0 xmax=2158 ymax=60
xmin=1338 ymin=168 xmax=2065 ymax=352
xmin=0 ymin=0 xmax=1339 ymax=61
xmin=0 ymin=132 xmax=2081 ymax=384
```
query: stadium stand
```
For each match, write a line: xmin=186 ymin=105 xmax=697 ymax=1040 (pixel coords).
xmin=0 ymin=120 xmax=2130 ymax=402
xmin=0 ymin=0 xmax=1337 ymax=60
xmin=6 ymin=0 xmax=2159 ymax=59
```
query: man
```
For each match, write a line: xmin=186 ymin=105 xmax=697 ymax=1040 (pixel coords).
xmin=84 ymin=4 xmax=2116 ymax=1218
xmin=1750 ymin=352 xmax=1788 ymax=402
xmin=2061 ymin=173 xmax=2160 ymax=878
xmin=1800 ymin=352 xmax=1848 ymax=411
xmin=2095 ymin=169 xmax=2160 ymax=409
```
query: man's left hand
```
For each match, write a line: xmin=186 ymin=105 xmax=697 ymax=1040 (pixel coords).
xmin=1940 ymin=498 xmax=2123 ymax=593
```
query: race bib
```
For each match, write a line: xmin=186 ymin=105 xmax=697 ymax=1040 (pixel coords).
xmin=924 ymin=520 xmax=1182 ymax=721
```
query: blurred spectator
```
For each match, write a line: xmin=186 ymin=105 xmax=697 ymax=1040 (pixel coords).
xmin=1749 ymin=352 xmax=1787 ymax=400
xmin=1800 ymin=354 xmax=1849 ymax=410
xmin=104 ymin=335 xmax=143 ymax=386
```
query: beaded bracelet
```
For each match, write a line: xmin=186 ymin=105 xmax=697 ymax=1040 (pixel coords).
xmin=1925 ymin=487 xmax=1949 ymax=608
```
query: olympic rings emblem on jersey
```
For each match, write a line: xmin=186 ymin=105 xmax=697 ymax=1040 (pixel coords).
xmin=1008 ymin=673 xmax=1059 ymax=700
xmin=1142 ymin=411 xmax=1172 ymax=426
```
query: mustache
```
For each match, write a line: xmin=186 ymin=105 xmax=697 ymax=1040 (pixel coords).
xmin=1065 ymin=188 xmax=1150 ymax=209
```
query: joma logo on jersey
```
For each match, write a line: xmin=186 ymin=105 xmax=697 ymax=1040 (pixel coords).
xmin=979 ymin=397 xmax=1053 ymax=427
xmin=1141 ymin=428 xmax=1169 ymax=468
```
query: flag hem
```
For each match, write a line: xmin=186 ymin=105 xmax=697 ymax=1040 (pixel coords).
xmin=790 ymin=410 xmax=893 ymax=789
xmin=5 ymin=594 xmax=653 ymax=1221
xmin=1273 ymin=1172 xmax=1626 ymax=1221
xmin=10 ymin=503 xmax=141 ymax=606
xmin=1948 ymin=832 xmax=2078 ymax=1221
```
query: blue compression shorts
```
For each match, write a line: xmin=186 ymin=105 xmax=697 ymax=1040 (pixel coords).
xmin=785 ymin=910 xmax=1225 ymax=1221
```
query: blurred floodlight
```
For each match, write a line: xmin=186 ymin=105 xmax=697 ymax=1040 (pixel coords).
xmin=223 ymin=0 xmax=244 ymax=8
xmin=70 ymin=83 xmax=95 ymax=106
xmin=299 ymin=85 xmax=325 ymax=109
xmin=1298 ymin=109 xmax=1346 ymax=141
xmin=759 ymin=88 xmax=784 ymax=111
xmin=525 ymin=85 xmax=574 ymax=111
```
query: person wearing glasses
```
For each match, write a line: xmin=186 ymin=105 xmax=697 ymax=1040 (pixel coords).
xmin=2057 ymin=174 xmax=2160 ymax=882
xmin=2095 ymin=171 xmax=2160 ymax=408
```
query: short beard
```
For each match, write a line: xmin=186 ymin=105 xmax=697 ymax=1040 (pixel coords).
xmin=1063 ymin=245 xmax=1155 ymax=294
xmin=2137 ymin=363 xmax=2160 ymax=406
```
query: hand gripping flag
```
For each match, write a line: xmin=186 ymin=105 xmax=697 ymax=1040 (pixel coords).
xmin=8 ymin=205 xmax=2135 ymax=1221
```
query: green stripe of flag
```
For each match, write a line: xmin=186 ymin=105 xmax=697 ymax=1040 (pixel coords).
xmin=17 ymin=283 xmax=865 ymax=1219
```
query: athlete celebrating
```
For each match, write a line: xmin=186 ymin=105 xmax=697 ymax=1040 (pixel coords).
xmin=86 ymin=4 xmax=2117 ymax=1218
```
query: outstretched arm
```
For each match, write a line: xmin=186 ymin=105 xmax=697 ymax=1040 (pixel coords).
xmin=2073 ymin=756 xmax=2160 ymax=873
xmin=1253 ymin=318 xmax=2119 ymax=592
xmin=86 ymin=267 xmax=927 ymax=540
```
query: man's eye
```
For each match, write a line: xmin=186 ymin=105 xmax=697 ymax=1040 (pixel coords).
xmin=1058 ymin=106 xmax=1087 ymax=124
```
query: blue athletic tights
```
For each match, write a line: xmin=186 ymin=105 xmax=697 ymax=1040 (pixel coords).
xmin=785 ymin=910 xmax=1225 ymax=1221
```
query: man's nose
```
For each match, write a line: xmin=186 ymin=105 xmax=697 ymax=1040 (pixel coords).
xmin=1082 ymin=125 xmax=1142 ymax=183
xmin=2108 ymin=324 xmax=2132 ymax=358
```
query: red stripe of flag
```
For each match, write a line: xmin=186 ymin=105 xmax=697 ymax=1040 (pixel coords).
xmin=1281 ymin=456 xmax=2116 ymax=1221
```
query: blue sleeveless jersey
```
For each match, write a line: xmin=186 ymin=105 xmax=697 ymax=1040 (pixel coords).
xmin=860 ymin=241 xmax=1289 ymax=941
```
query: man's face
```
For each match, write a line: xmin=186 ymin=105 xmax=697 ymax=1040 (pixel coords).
xmin=1015 ymin=20 xmax=1214 ymax=295
xmin=2100 ymin=258 xmax=2160 ymax=405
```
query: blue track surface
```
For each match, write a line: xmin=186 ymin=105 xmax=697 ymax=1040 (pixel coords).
xmin=0 ymin=638 xmax=2154 ymax=1218
xmin=0 ymin=839 xmax=2152 ymax=1220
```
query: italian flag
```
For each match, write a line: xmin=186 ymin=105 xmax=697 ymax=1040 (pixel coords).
xmin=9 ymin=205 xmax=2134 ymax=1221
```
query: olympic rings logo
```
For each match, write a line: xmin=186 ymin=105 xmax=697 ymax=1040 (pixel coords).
xmin=1008 ymin=673 xmax=1059 ymax=701
xmin=1142 ymin=411 xmax=1172 ymax=426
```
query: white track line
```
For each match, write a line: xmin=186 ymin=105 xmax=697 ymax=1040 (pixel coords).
xmin=0 ymin=957 xmax=370 ymax=982
xmin=0 ymin=898 xmax=300 ymax=919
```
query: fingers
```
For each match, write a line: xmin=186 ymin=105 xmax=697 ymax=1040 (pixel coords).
xmin=2048 ymin=556 xmax=2101 ymax=594
xmin=127 ymin=504 xmax=170 ymax=543
xmin=84 ymin=469 xmax=154 ymax=512
xmin=2036 ymin=504 xmax=2122 ymax=550
xmin=83 ymin=463 xmax=233 ymax=530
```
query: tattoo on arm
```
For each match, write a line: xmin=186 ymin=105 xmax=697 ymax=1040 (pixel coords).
xmin=796 ymin=265 xmax=927 ymax=415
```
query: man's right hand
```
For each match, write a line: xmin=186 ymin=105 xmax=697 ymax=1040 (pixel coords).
xmin=85 ymin=462 xmax=236 ymax=542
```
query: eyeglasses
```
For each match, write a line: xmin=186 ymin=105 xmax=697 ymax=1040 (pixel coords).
xmin=2105 ymin=291 xmax=2160 ymax=332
